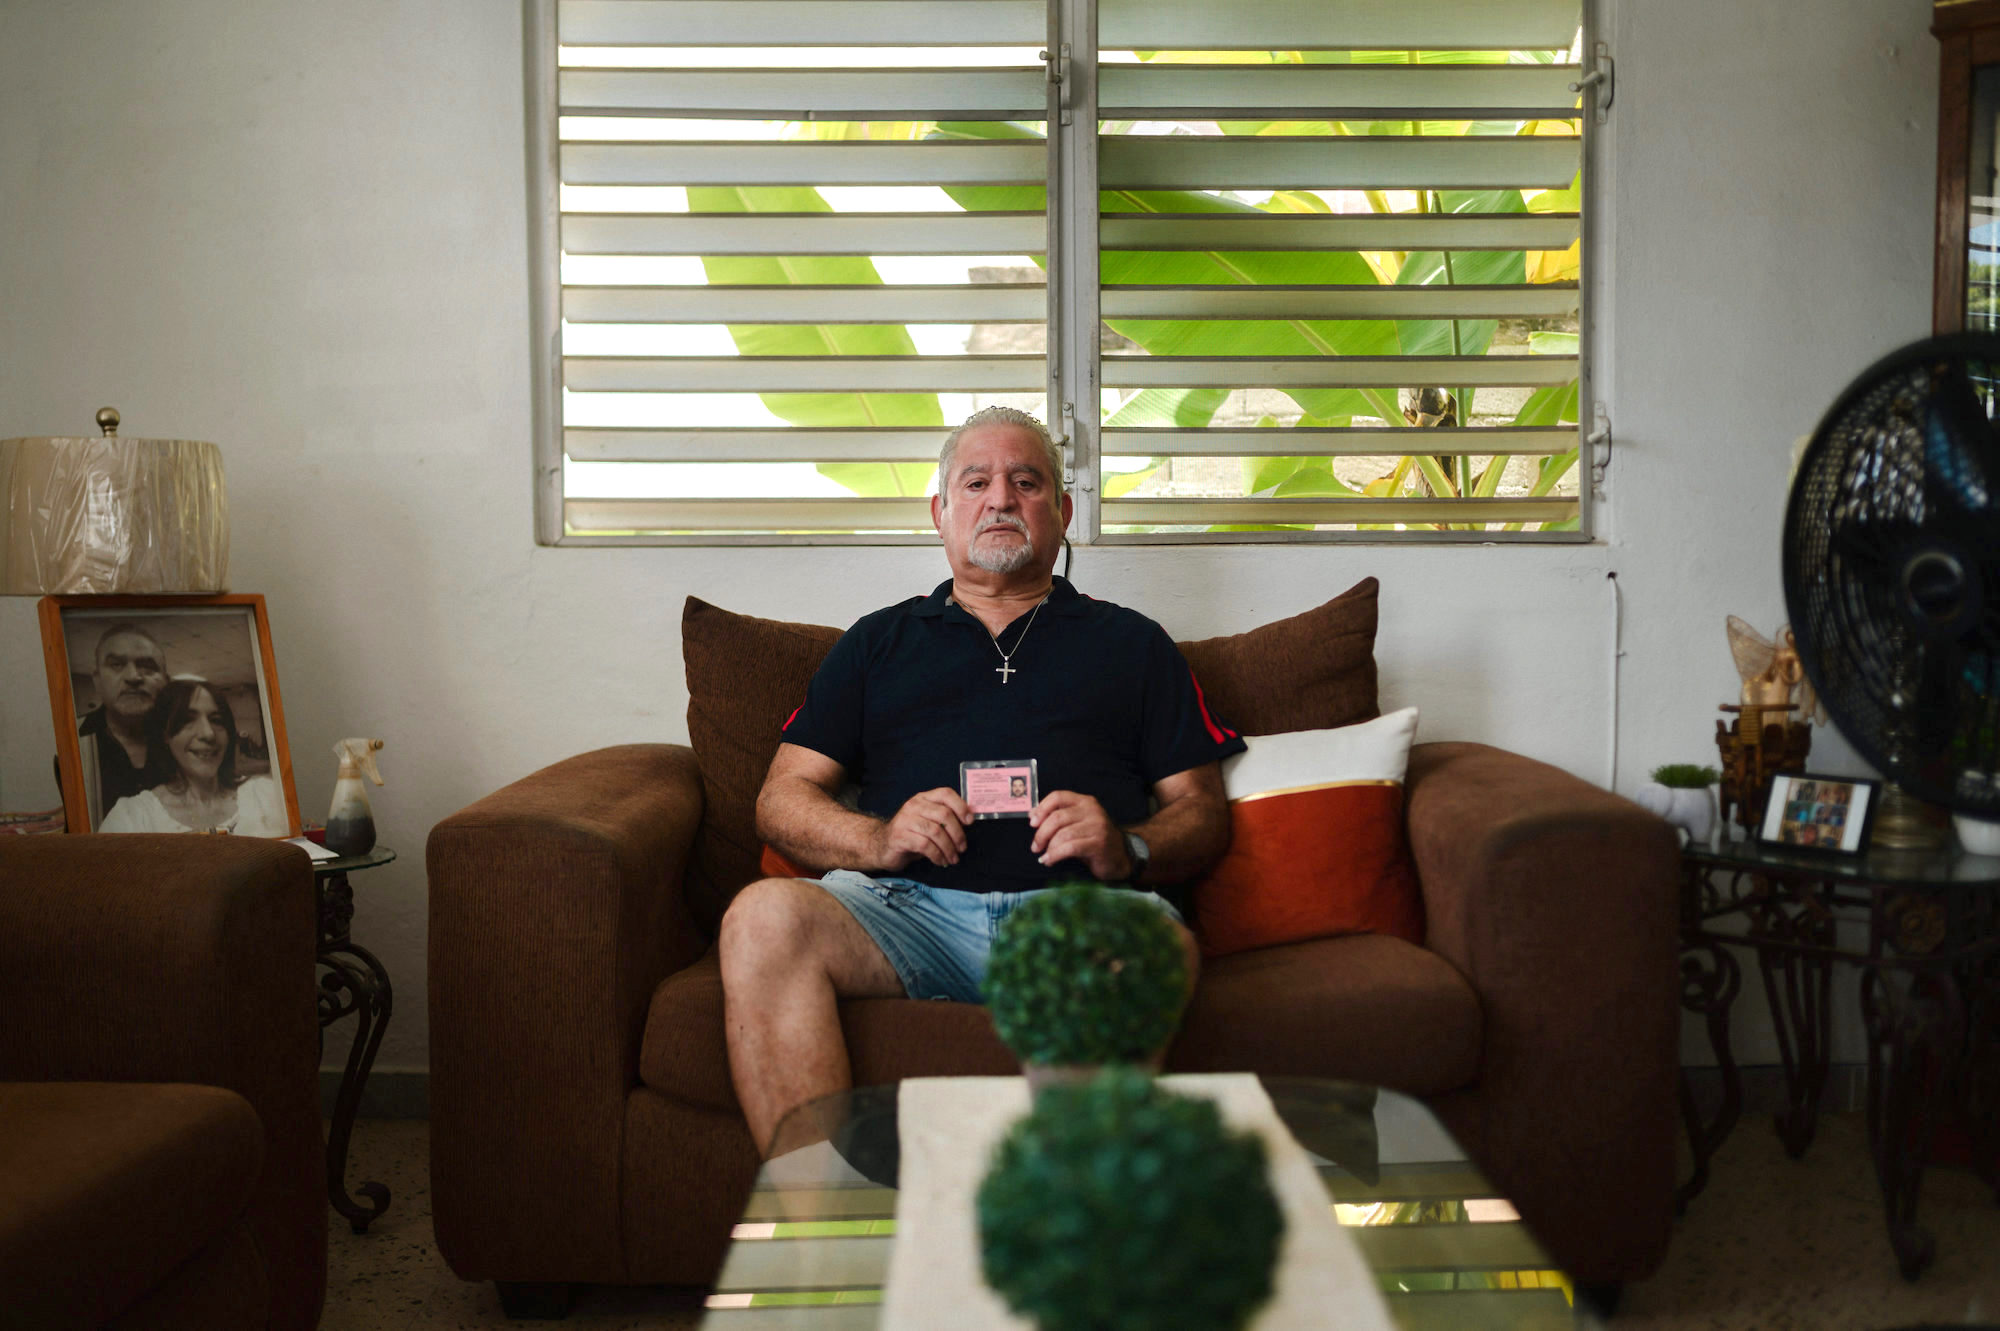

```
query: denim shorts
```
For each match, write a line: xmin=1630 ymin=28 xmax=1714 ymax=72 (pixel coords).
xmin=813 ymin=869 xmax=1185 ymax=1004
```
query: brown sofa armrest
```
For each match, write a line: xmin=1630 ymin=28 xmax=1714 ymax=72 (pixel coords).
xmin=1404 ymin=741 xmax=1680 ymax=1283
xmin=426 ymin=742 xmax=707 ymax=1283
xmin=0 ymin=835 xmax=325 ymax=1331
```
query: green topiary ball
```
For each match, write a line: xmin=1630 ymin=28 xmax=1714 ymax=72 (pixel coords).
xmin=977 ymin=1068 xmax=1286 ymax=1331
xmin=983 ymin=884 xmax=1189 ymax=1068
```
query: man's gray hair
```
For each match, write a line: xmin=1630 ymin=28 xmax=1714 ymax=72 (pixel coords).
xmin=94 ymin=622 xmax=164 ymax=667
xmin=936 ymin=407 xmax=1064 ymax=507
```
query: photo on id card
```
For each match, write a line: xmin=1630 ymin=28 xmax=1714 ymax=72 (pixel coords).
xmin=961 ymin=759 xmax=1038 ymax=820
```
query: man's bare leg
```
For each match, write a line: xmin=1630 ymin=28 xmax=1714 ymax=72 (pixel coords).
xmin=719 ymin=876 xmax=906 ymax=1156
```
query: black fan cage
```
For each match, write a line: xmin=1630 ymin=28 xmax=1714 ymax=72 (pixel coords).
xmin=1783 ymin=333 xmax=2000 ymax=817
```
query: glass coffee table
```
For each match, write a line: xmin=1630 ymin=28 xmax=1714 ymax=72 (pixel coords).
xmin=701 ymin=1076 xmax=1594 ymax=1330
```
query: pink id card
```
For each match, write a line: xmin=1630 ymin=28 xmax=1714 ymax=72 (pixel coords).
xmin=960 ymin=759 xmax=1039 ymax=820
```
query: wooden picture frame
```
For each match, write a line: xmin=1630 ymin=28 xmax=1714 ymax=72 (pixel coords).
xmin=1756 ymin=772 xmax=1880 ymax=856
xmin=39 ymin=594 xmax=301 ymax=837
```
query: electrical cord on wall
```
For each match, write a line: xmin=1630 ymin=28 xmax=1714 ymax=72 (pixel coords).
xmin=1606 ymin=570 xmax=1624 ymax=791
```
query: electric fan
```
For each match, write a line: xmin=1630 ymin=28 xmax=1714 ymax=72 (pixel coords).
xmin=1783 ymin=331 xmax=2000 ymax=835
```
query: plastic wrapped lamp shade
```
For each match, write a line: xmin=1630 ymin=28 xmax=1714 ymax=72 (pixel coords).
xmin=0 ymin=425 xmax=229 ymax=594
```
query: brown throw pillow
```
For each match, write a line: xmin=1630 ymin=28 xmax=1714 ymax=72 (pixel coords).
xmin=679 ymin=578 xmax=1380 ymax=933
xmin=682 ymin=597 xmax=841 ymax=935
xmin=1177 ymin=576 xmax=1380 ymax=736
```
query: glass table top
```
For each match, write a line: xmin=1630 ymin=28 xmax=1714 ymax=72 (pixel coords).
xmin=1686 ymin=833 xmax=2000 ymax=889
xmin=702 ymin=1076 xmax=1593 ymax=1330
xmin=309 ymin=844 xmax=396 ymax=876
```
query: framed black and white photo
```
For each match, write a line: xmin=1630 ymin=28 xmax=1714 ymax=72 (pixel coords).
xmin=39 ymin=594 xmax=300 ymax=837
xmin=1757 ymin=772 xmax=1879 ymax=856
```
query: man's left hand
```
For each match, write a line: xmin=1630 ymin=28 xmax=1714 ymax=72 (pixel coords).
xmin=1028 ymin=791 xmax=1133 ymax=882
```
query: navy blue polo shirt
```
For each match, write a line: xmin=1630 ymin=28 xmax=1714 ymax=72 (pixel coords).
xmin=780 ymin=576 xmax=1245 ymax=895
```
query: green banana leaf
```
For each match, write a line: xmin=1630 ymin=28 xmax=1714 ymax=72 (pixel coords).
xmin=688 ymin=183 xmax=940 ymax=497
xmin=688 ymin=74 xmax=1579 ymax=528
xmin=936 ymin=119 xmax=1413 ymax=429
xmin=1105 ymin=388 xmax=1231 ymax=428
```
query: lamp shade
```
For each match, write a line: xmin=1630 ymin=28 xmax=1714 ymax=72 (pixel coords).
xmin=0 ymin=409 xmax=229 ymax=594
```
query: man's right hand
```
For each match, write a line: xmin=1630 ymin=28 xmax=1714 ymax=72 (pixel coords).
xmin=874 ymin=788 xmax=973 ymax=869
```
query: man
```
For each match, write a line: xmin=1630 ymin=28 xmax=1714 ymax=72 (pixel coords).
xmin=721 ymin=407 xmax=1245 ymax=1153
xmin=77 ymin=623 xmax=168 ymax=814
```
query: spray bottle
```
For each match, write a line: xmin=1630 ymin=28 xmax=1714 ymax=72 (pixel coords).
xmin=325 ymin=738 xmax=386 ymax=856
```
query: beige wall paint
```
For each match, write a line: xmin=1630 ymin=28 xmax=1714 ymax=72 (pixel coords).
xmin=0 ymin=0 xmax=1935 ymax=1075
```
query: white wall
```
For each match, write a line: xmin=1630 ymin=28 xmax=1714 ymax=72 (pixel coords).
xmin=0 ymin=0 xmax=1934 ymax=1077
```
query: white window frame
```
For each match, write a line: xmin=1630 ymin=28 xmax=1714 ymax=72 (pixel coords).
xmin=527 ymin=0 xmax=1602 ymax=546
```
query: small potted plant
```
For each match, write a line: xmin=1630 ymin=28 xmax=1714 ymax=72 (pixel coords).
xmin=1638 ymin=763 xmax=1721 ymax=845
xmin=983 ymin=883 xmax=1188 ymax=1089
xmin=977 ymin=1068 xmax=1285 ymax=1331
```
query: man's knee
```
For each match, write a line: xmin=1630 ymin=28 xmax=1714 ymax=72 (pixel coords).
xmin=719 ymin=876 xmax=824 ymax=974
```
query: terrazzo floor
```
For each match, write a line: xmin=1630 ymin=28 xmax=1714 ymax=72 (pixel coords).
xmin=322 ymin=1112 xmax=2000 ymax=1330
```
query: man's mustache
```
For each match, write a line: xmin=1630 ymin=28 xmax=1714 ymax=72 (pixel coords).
xmin=976 ymin=515 xmax=1028 ymax=536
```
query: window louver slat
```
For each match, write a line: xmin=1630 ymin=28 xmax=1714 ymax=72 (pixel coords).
xmin=1098 ymin=138 xmax=1580 ymax=192
xmin=566 ymin=285 xmax=1046 ymax=324
xmin=561 ymin=68 xmax=1047 ymax=118
xmin=565 ymin=356 xmax=1048 ymax=392
xmin=1098 ymin=214 xmax=1578 ymax=251
xmin=1100 ymin=357 xmax=1580 ymax=391
xmin=1098 ymin=0 xmax=1580 ymax=51
xmin=559 ymin=0 xmax=1045 ymax=47
xmin=563 ymin=495 xmax=1579 ymax=534
xmin=1100 ymin=428 xmax=1577 ymax=458
xmin=562 ymin=213 xmax=1046 ymax=256
xmin=1105 ymin=497 xmax=1578 ymax=525
xmin=564 ymin=498 xmax=940 ymax=533
xmin=1099 ymin=285 xmax=1577 ymax=320
xmin=561 ymin=141 xmax=1045 ymax=187
xmin=1098 ymin=64 xmax=1581 ymax=116
xmin=566 ymin=428 xmax=951 ymax=463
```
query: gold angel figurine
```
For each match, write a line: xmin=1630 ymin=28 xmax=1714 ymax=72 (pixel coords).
xmin=1725 ymin=615 xmax=1827 ymax=725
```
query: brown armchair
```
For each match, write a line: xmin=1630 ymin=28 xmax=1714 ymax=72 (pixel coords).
xmin=427 ymin=583 xmax=1680 ymax=1313
xmin=0 ymin=836 xmax=327 ymax=1331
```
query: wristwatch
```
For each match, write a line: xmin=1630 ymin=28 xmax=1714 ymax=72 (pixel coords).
xmin=1121 ymin=830 xmax=1151 ymax=882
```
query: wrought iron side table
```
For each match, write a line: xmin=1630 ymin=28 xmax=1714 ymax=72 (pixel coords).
xmin=1677 ymin=836 xmax=2000 ymax=1279
xmin=316 ymin=844 xmax=396 ymax=1234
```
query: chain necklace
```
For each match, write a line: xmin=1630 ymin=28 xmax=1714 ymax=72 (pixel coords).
xmin=956 ymin=591 xmax=1050 ymax=685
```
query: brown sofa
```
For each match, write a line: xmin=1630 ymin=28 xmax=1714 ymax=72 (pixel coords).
xmin=0 ymin=836 xmax=326 ymax=1331
xmin=427 ymin=580 xmax=1681 ymax=1312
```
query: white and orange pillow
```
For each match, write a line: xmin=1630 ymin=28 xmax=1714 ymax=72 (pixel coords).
xmin=1194 ymin=707 xmax=1422 ymax=958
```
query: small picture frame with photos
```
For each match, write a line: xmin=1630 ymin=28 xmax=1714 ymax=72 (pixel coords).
xmin=39 ymin=594 xmax=301 ymax=837
xmin=1757 ymin=772 xmax=1879 ymax=856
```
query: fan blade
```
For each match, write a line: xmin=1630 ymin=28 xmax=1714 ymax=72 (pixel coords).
xmin=1915 ymin=641 xmax=1964 ymax=756
xmin=1978 ymin=600 xmax=2000 ymax=658
xmin=1826 ymin=515 xmax=1921 ymax=579
xmin=1963 ymin=651 xmax=2000 ymax=813
xmin=1921 ymin=359 xmax=1997 ymax=513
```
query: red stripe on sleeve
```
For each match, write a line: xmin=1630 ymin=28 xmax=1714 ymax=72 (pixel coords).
xmin=1189 ymin=669 xmax=1237 ymax=743
xmin=781 ymin=702 xmax=803 ymax=731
